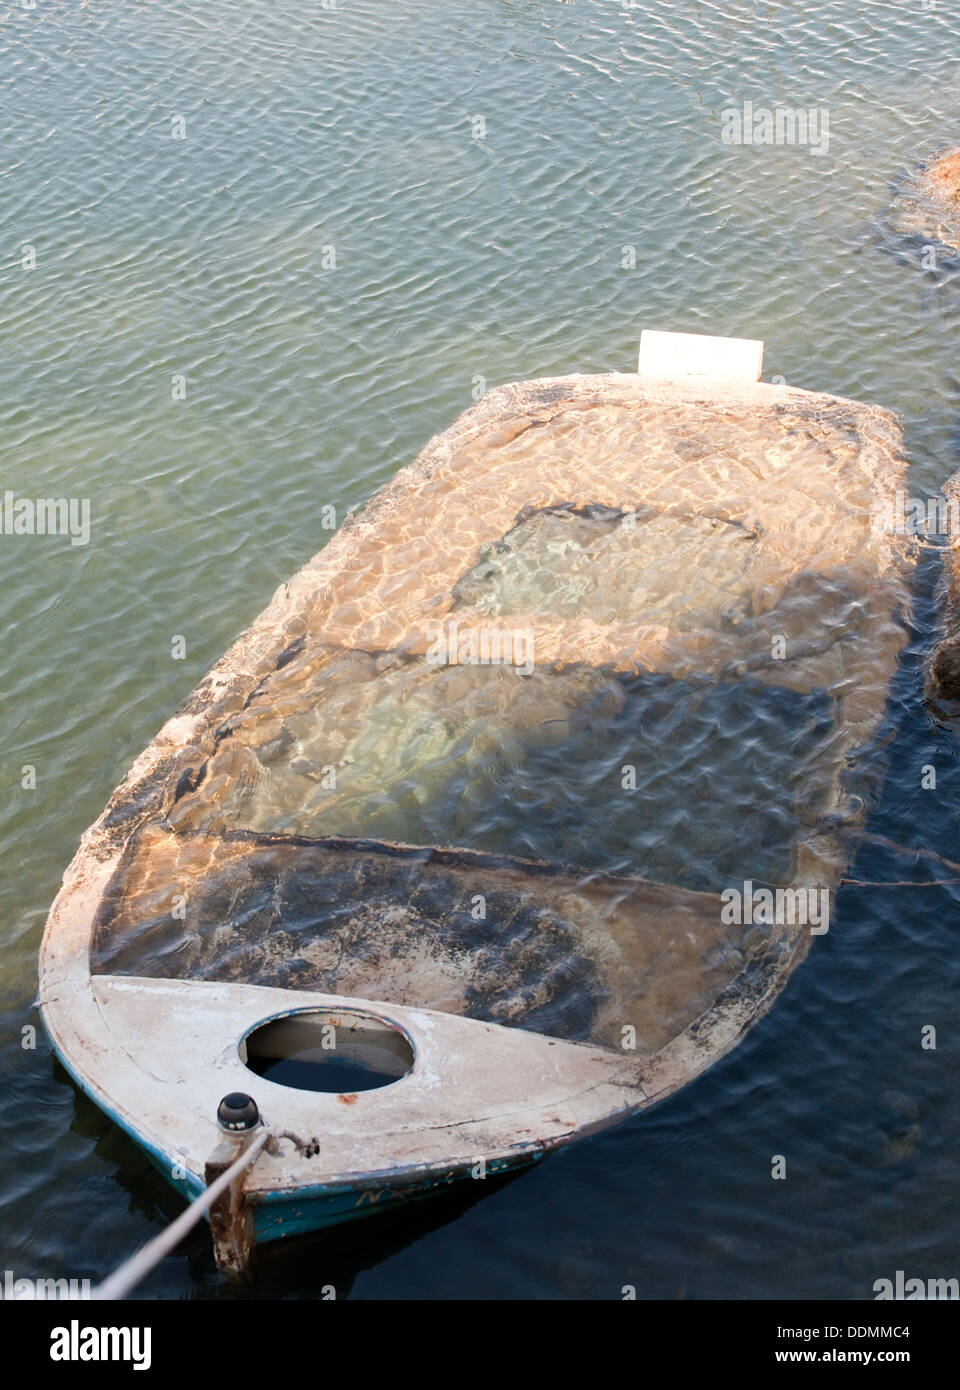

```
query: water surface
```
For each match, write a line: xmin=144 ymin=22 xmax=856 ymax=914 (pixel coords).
xmin=2 ymin=0 xmax=960 ymax=1299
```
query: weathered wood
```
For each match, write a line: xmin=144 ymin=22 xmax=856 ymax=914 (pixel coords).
xmin=205 ymin=1133 xmax=257 ymax=1282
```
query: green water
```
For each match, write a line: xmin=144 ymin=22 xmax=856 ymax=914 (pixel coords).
xmin=2 ymin=0 xmax=960 ymax=1298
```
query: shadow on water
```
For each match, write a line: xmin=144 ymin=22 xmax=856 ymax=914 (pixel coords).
xmin=244 ymin=1169 xmax=527 ymax=1301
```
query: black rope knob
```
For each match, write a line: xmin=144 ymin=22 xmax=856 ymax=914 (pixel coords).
xmin=217 ymin=1092 xmax=260 ymax=1132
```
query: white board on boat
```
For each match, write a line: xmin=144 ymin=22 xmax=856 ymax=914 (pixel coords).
xmin=637 ymin=329 xmax=764 ymax=382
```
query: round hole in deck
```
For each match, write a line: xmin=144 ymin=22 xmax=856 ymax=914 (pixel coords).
xmin=240 ymin=1009 xmax=414 ymax=1094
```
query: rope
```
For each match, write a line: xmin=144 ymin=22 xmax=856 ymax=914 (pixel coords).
xmin=91 ymin=1128 xmax=270 ymax=1300
xmin=841 ymin=876 xmax=960 ymax=887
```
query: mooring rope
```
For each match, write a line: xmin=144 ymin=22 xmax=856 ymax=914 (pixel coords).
xmin=91 ymin=1129 xmax=271 ymax=1301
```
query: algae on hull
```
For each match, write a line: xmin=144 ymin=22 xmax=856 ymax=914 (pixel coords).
xmin=91 ymin=826 xmax=776 ymax=1054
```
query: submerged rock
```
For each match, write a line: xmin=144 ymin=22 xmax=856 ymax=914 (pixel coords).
xmin=919 ymin=148 xmax=960 ymax=221
xmin=891 ymin=146 xmax=960 ymax=257
xmin=932 ymin=634 xmax=960 ymax=701
xmin=928 ymin=464 xmax=960 ymax=705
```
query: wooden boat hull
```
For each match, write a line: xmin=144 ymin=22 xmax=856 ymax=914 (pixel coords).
xmin=40 ymin=356 xmax=917 ymax=1268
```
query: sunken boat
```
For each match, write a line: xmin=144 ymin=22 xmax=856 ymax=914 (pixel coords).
xmin=40 ymin=331 xmax=917 ymax=1276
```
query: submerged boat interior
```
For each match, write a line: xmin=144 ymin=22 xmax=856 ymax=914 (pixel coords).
xmin=83 ymin=366 xmax=914 ymax=1054
xmin=40 ymin=345 xmax=917 ymax=1258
